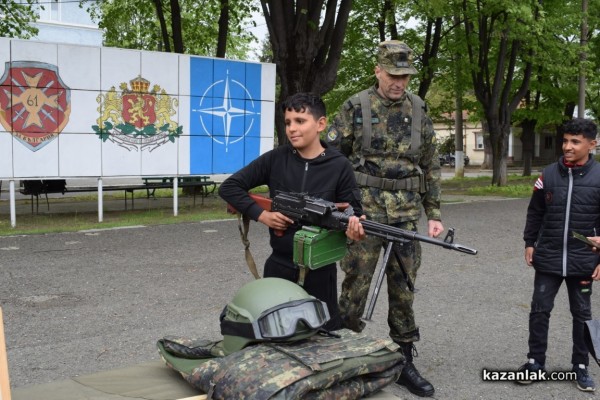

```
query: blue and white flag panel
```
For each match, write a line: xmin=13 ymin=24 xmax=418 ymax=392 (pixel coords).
xmin=0 ymin=37 xmax=276 ymax=179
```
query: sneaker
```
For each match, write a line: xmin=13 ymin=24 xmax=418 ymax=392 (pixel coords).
xmin=516 ymin=358 xmax=546 ymax=384
xmin=573 ymin=364 xmax=596 ymax=392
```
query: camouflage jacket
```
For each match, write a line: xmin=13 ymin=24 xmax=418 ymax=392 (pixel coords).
xmin=327 ymin=85 xmax=441 ymax=223
xmin=158 ymin=329 xmax=404 ymax=400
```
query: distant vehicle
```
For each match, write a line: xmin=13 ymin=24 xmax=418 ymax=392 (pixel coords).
xmin=439 ymin=153 xmax=470 ymax=167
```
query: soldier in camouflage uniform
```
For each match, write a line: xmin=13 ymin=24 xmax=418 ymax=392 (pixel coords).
xmin=327 ymin=40 xmax=443 ymax=398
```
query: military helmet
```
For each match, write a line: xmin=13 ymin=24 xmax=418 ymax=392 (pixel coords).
xmin=377 ymin=40 xmax=418 ymax=75
xmin=220 ymin=278 xmax=330 ymax=355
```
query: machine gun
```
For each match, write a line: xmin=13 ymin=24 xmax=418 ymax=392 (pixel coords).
xmin=233 ymin=191 xmax=478 ymax=320
xmin=267 ymin=192 xmax=477 ymax=255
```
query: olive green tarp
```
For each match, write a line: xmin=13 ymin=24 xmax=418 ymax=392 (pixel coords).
xmin=12 ymin=360 xmax=400 ymax=400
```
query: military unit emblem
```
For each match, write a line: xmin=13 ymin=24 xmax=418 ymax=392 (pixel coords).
xmin=93 ymin=76 xmax=182 ymax=152
xmin=0 ymin=61 xmax=71 ymax=151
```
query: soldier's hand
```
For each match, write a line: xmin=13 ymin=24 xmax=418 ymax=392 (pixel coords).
xmin=427 ymin=220 xmax=444 ymax=238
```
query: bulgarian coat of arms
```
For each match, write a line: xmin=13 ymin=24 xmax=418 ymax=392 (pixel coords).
xmin=0 ymin=61 xmax=71 ymax=151
xmin=93 ymin=76 xmax=182 ymax=152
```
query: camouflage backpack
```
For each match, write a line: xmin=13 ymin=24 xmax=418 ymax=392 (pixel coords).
xmin=157 ymin=329 xmax=404 ymax=400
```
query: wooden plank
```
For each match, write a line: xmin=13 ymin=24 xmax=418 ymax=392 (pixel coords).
xmin=0 ymin=307 xmax=12 ymax=400
xmin=176 ymin=395 xmax=207 ymax=400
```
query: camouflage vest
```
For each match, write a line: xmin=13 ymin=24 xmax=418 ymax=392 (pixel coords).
xmin=158 ymin=329 xmax=404 ymax=400
xmin=349 ymin=89 xmax=424 ymax=159
xmin=347 ymin=89 xmax=427 ymax=193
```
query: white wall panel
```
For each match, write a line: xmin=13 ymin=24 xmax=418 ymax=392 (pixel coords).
xmin=141 ymin=140 xmax=178 ymax=176
xmin=64 ymin=89 xmax=99 ymax=133
xmin=13 ymin=135 xmax=59 ymax=177
xmin=261 ymin=62 xmax=276 ymax=102
xmin=59 ymin=133 xmax=101 ymax=176
xmin=58 ymin=44 xmax=100 ymax=91
xmin=101 ymin=140 xmax=141 ymax=176
xmin=177 ymin=95 xmax=191 ymax=175
xmin=178 ymin=54 xmax=190 ymax=97
xmin=260 ymin=100 xmax=275 ymax=138
xmin=141 ymin=50 xmax=179 ymax=96
xmin=10 ymin=40 xmax=57 ymax=65
xmin=0 ymin=133 xmax=13 ymax=178
xmin=100 ymin=47 xmax=141 ymax=92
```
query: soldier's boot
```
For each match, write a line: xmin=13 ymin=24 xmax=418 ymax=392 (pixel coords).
xmin=396 ymin=343 xmax=435 ymax=397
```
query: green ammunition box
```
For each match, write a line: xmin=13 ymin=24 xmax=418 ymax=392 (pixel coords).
xmin=293 ymin=226 xmax=348 ymax=270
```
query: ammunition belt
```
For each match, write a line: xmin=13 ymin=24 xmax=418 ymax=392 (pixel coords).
xmin=354 ymin=171 xmax=425 ymax=192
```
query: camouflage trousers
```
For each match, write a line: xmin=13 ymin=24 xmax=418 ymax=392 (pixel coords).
xmin=339 ymin=220 xmax=421 ymax=344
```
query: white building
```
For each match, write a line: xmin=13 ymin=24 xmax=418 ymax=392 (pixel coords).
xmin=435 ymin=118 xmax=560 ymax=167
xmin=434 ymin=115 xmax=486 ymax=166
xmin=26 ymin=0 xmax=102 ymax=46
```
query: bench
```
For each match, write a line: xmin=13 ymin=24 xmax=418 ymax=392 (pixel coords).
xmin=20 ymin=179 xmax=148 ymax=213
xmin=19 ymin=179 xmax=67 ymax=213
xmin=19 ymin=177 xmax=217 ymax=213
xmin=143 ymin=176 xmax=217 ymax=205
xmin=66 ymin=183 xmax=148 ymax=211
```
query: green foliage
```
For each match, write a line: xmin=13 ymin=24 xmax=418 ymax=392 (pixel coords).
xmin=322 ymin=1 xmax=380 ymax=116
xmin=442 ymin=174 xmax=537 ymax=198
xmin=437 ymin=135 xmax=455 ymax=154
xmin=81 ymin=0 xmax=256 ymax=58
xmin=0 ymin=0 xmax=39 ymax=39
xmin=465 ymin=184 xmax=533 ymax=198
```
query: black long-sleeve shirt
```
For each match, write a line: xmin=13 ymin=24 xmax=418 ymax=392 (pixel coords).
xmin=219 ymin=141 xmax=362 ymax=265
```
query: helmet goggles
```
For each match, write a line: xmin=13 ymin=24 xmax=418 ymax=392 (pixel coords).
xmin=252 ymin=298 xmax=330 ymax=340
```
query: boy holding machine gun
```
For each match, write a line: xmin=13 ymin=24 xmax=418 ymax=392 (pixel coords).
xmin=219 ymin=92 xmax=365 ymax=331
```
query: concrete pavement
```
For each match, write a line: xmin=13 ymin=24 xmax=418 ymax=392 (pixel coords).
xmin=1 ymin=196 xmax=596 ymax=399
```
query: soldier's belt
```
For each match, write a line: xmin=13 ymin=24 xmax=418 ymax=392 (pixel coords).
xmin=354 ymin=171 xmax=424 ymax=192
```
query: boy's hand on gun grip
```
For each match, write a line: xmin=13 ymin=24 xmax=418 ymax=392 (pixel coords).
xmin=258 ymin=210 xmax=294 ymax=235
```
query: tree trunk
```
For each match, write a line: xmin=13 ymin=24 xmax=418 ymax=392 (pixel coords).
xmin=152 ymin=0 xmax=171 ymax=52
xmin=488 ymin=119 xmax=508 ymax=186
xmin=170 ymin=0 xmax=184 ymax=53
xmin=557 ymin=102 xmax=576 ymax=158
xmin=262 ymin=0 xmax=353 ymax=146
xmin=461 ymin=2 xmax=535 ymax=186
xmin=216 ymin=0 xmax=229 ymax=58
xmin=453 ymin=12 xmax=464 ymax=178
xmin=520 ymin=119 xmax=536 ymax=176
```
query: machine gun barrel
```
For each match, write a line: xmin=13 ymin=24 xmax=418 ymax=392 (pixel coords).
xmin=358 ymin=220 xmax=478 ymax=255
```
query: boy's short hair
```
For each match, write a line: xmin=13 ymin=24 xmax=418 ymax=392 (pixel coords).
xmin=281 ymin=92 xmax=326 ymax=119
xmin=562 ymin=118 xmax=598 ymax=140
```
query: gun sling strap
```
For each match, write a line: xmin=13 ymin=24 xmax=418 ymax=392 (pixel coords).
xmin=237 ymin=212 xmax=323 ymax=286
xmin=237 ymin=214 xmax=261 ymax=279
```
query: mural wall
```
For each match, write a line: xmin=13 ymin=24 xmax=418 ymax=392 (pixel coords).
xmin=0 ymin=38 xmax=276 ymax=179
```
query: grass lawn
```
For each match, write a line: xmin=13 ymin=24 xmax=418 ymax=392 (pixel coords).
xmin=0 ymin=174 xmax=538 ymax=236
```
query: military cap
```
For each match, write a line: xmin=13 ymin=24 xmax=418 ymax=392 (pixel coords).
xmin=377 ymin=40 xmax=417 ymax=75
